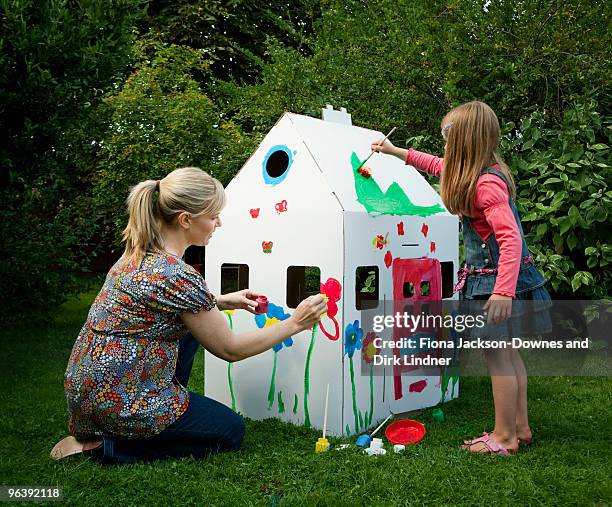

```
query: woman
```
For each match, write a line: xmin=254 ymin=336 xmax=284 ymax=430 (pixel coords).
xmin=51 ymin=167 xmax=326 ymax=464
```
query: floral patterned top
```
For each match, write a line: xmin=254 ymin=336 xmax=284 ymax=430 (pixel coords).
xmin=64 ymin=250 xmax=216 ymax=440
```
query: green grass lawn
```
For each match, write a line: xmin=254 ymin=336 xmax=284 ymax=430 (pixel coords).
xmin=1 ymin=289 xmax=610 ymax=506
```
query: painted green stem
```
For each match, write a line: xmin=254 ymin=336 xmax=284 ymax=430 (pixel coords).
xmin=451 ymin=374 xmax=459 ymax=398
xmin=440 ymin=368 xmax=451 ymax=403
xmin=227 ymin=363 xmax=236 ymax=412
xmin=368 ymin=364 xmax=374 ymax=427
xmin=277 ymin=391 xmax=285 ymax=413
xmin=303 ymin=323 xmax=318 ymax=428
xmin=268 ymin=351 xmax=278 ymax=409
xmin=225 ymin=313 xmax=236 ymax=412
xmin=349 ymin=356 xmax=358 ymax=433
xmin=440 ymin=367 xmax=459 ymax=404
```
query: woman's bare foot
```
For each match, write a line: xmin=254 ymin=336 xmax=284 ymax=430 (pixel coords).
xmin=50 ymin=436 xmax=103 ymax=460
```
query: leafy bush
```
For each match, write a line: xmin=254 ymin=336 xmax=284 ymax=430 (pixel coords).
xmin=0 ymin=0 xmax=144 ymax=322
xmin=502 ymin=102 xmax=611 ymax=297
xmin=220 ymin=0 xmax=610 ymax=298
xmin=93 ymin=41 xmax=256 ymax=246
xmin=142 ymin=0 xmax=321 ymax=83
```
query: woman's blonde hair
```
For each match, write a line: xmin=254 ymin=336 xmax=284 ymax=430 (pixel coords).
xmin=439 ymin=101 xmax=515 ymax=217
xmin=121 ymin=167 xmax=226 ymax=263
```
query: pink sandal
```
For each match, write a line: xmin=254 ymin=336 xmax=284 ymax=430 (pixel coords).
xmin=461 ymin=433 xmax=516 ymax=456
xmin=465 ymin=432 xmax=532 ymax=447
xmin=464 ymin=432 xmax=489 ymax=445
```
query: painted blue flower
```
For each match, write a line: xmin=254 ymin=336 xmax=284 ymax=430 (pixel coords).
xmin=344 ymin=320 xmax=363 ymax=358
xmin=272 ymin=337 xmax=293 ymax=353
xmin=267 ymin=303 xmax=291 ymax=322
xmin=254 ymin=302 xmax=293 ymax=352
xmin=254 ymin=313 xmax=267 ymax=329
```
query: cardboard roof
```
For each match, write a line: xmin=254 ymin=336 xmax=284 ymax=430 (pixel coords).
xmin=285 ymin=112 xmax=451 ymax=216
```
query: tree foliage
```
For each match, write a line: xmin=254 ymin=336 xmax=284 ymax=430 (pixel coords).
xmin=219 ymin=0 xmax=611 ymax=297
xmin=93 ymin=40 xmax=254 ymax=247
xmin=2 ymin=0 xmax=610 ymax=321
xmin=0 ymin=0 xmax=145 ymax=320
xmin=141 ymin=0 xmax=321 ymax=83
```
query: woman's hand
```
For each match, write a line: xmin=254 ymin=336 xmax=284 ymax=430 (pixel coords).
xmin=371 ymin=138 xmax=397 ymax=155
xmin=290 ymin=294 xmax=328 ymax=332
xmin=483 ymin=294 xmax=513 ymax=324
xmin=217 ymin=290 xmax=259 ymax=314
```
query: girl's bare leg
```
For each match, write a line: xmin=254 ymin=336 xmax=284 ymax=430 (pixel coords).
xmin=462 ymin=347 xmax=519 ymax=453
xmin=510 ymin=348 xmax=532 ymax=442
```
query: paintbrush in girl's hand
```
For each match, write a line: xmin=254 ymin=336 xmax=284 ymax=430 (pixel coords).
xmin=355 ymin=126 xmax=397 ymax=174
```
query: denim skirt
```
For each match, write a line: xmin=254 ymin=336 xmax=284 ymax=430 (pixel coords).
xmin=460 ymin=283 xmax=553 ymax=341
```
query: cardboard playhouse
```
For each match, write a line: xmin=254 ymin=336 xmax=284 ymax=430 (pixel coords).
xmin=204 ymin=106 xmax=460 ymax=437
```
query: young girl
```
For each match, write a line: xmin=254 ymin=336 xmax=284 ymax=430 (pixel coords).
xmin=52 ymin=167 xmax=326 ymax=464
xmin=373 ymin=101 xmax=551 ymax=455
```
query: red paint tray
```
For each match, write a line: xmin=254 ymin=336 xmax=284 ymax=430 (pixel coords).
xmin=385 ymin=419 xmax=426 ymax=445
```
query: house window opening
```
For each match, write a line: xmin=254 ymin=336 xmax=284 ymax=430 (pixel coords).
xmin=356 ymin=266 xmax=379 ymax=310
xmin=221 ymin=263 xmax=249 ymax=294
xmin=287 ymin=266 xmax=321 ymax=308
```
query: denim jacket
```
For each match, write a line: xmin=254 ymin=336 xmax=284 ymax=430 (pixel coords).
xmin=459 ymin=167 xmax=547 ymax=299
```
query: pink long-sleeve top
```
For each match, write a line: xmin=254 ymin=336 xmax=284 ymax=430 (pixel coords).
xmin=406 ymin=148 xmax=522 ymax=298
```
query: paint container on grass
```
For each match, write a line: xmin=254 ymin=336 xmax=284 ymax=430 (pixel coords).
xmin=355 ymin=434 xmax=372 ymax=448
xmin=370 ymin=438 xmax=384 ymax=450
xmin=365 ymin=447 xmax=386 ymax=456
xmin=432 ymin=408 xmax=445 ymax=422
xmin=315 ymin=437 xmax=330 ymax=453
xmin=355 ymin=412 xmax=393 ymax=448
xmin=385 ymin=420 xmax=426 ymax=445
xmin=365 ymin=448 xmax=386 ymax=456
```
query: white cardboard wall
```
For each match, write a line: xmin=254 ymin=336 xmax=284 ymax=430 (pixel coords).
xmin=205 ymin=115 xmax=346 ymax=435
xmin=205 ymin=112 xmax=459 ymax=436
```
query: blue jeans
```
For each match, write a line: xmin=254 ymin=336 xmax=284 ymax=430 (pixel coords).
xmin=93 ymin=333 xmax=245 ymax=464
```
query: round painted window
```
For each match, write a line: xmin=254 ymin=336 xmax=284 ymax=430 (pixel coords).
xmin=262 ymin=145 xmax=294 ymax=185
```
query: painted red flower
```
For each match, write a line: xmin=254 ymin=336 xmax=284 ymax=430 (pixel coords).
xmin=362 ymin=332 xmax=380 ymax=364
xmin=384 ymin=250 xmax=393 ymax=268
xmin=275 ymin=200 xmax=288 ymax=213
xmin=397 ymin=221 xmax=404 ymax=236
xmin=319 ymin=277 xmax=342 ymax=340
xmin=250 ymin=208 xmax=260 ymax=218
xmin=421 ymin=223 xmax=429 ymax=237
xmin=430 ymin=241 xmax=436 ymax=253
xmin=320 ymin=278 xmax=341 ymax=303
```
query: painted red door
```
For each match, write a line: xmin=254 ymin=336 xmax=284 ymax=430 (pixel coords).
xmin=391 ymin=257 xmax=442 ymax=400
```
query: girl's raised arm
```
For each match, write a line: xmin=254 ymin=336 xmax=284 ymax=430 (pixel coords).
xmin=371 ymin=140 xmax=443 ymax=178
